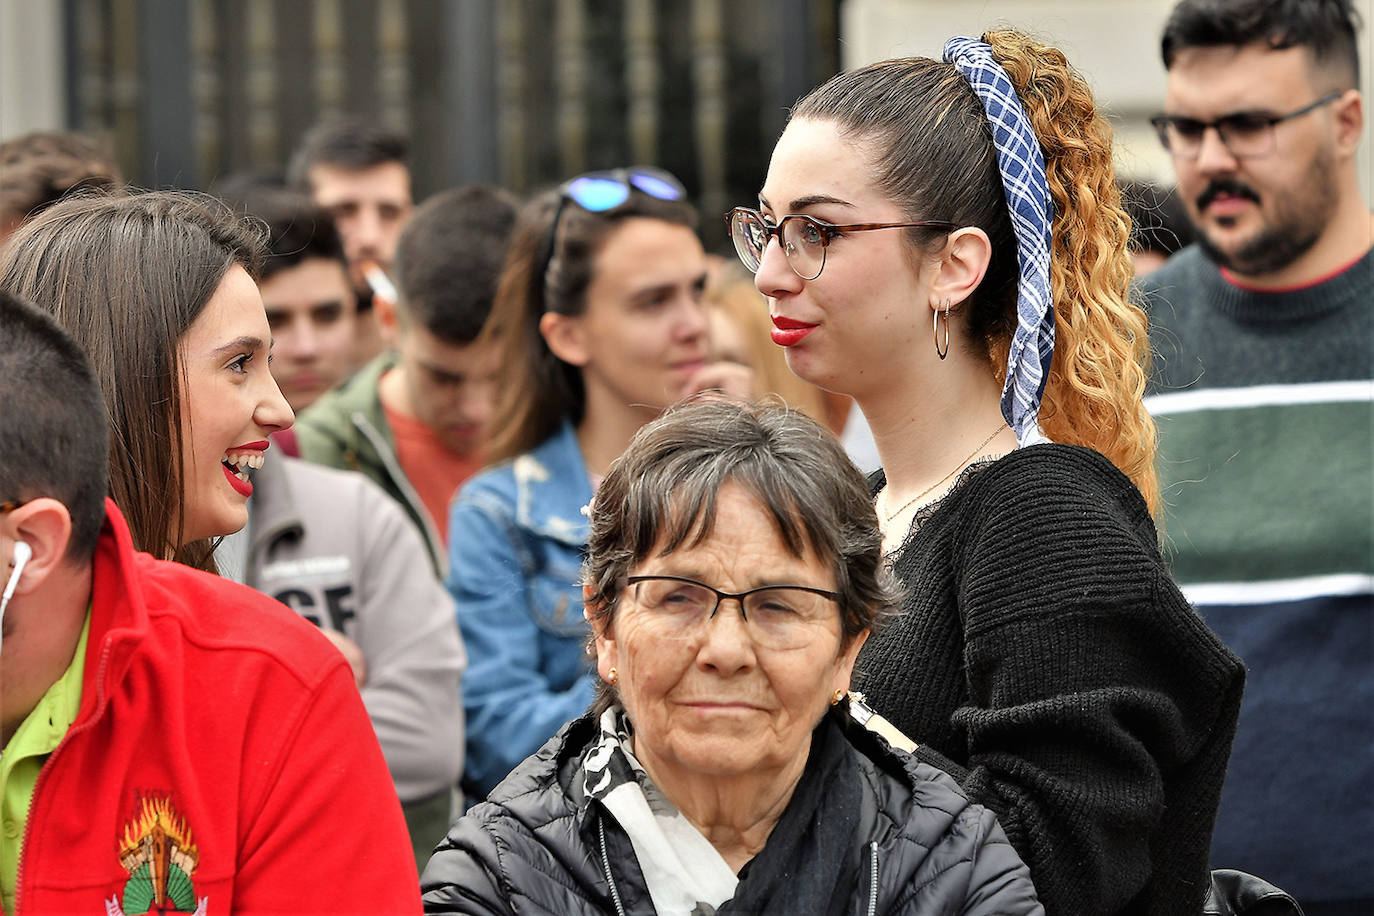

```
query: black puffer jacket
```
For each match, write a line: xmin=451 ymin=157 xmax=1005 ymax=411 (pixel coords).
xmin=421 ymin=711 xmax=1042 ymax=915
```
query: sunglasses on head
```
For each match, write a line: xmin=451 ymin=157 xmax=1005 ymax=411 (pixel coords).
xmin=564 ymin=166 xmax=686 ymax=212
xmin=534 ymin=166 xmax=688 ymax=309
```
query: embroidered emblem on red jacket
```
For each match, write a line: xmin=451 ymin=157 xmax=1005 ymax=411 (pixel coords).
xmin=103 ymin=795 xmax=207 ymax=915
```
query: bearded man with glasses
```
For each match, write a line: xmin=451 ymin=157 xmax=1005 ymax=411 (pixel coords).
xmin=1138 ymin=2 xmax=1373 ymax=912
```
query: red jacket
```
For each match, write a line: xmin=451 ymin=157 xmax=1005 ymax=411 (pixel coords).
xmin=7 ymin=501 xmax=421 ymax=915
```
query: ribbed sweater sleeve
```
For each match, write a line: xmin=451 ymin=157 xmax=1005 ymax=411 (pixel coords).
xmin=859 ymin=445 xmax=1243 ymax=915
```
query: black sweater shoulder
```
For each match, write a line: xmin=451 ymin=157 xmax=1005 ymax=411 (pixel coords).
xmin=861 ymin=443 xmax=1244 ymax=915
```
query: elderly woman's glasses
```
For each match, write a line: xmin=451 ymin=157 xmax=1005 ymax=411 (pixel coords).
xmin=534 ymin=166 xmax=687 ymax=306
xmin=1150 ymin=91 xmax=1342 ymax=160
xmin=624 ymin=574 xmax=840 ymax=651
xmin=727 ymin=207 xmax=956 ymax=281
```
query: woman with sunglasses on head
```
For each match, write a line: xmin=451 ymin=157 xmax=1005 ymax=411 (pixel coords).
xmin=448 ymin=168 xmax=751 ymax=800
xmin=730 ymin=32 xmax=1245 ymax=914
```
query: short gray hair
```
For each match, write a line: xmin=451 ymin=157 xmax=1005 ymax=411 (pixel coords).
xmin=584 ymin=398 xmax=902 ymax=716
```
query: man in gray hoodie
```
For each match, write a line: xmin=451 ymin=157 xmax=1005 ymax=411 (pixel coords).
xmin=220 ymin=189 xmax=467 ymax=872
xmin=243 ymin=451 xmax=465 ymax=873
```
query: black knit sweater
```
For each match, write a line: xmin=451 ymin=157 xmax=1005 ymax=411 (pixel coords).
xmin=859 ymin=444 xmax=1244 ymax=916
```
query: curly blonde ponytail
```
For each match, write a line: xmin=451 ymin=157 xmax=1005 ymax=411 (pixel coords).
xmin=791 ymin=31 xmax=1160 ymax=516
xmin=984 ymin=30 xmax=1160 ymax=516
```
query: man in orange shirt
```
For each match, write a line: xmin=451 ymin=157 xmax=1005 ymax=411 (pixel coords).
xmin=294 ymin=186 xmax=519 ymax=571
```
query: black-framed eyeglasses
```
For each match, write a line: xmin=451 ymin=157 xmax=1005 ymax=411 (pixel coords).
xmin=0 ymin=499 xmax=31 ymax=514
xmin=1150 ymin=91 xmax=1343 ymax=160
xmin=727 ymin=207 xmax=956 ymax=281
xmin=533 ymin=166 xmax=688 ymax=309
xmin=623 ymin=574 xmax=841 ymax=650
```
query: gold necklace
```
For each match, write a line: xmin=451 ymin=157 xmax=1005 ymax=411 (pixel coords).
xmin=880 ymin=421 xmax=1009 ymax=523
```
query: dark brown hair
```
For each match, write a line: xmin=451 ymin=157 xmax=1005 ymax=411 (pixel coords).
xmin=221 ymin=186 xmax=348 ymax=283
xmin=392 ymin=185 xmax=520 ymax=344
xmin=286 ymin=116 xmax=409 ymax=189
xmin=0 ymin=130 xmax=123 ymax=230
xmin=0 ymin=291 xmax=110 ymax=560
xmin=0 ymin=190 xmax=266 ymax=570
xmin=481 ymin=187 xmax=697 ymax=463
xmin=1162 ymin=0 xmax=1361 ymax=87
xmin=583 ymin=398 xmax=901 ymax=716
xmin=790 ymin=31 xmax=1159 ymax=515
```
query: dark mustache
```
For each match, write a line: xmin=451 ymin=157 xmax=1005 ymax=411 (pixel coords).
xmin=1197 ymin=179 xmax=1260 ymax=210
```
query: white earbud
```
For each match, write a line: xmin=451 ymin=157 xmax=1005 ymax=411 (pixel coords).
xmin=1 ymin=540 xmax=32 ymax=631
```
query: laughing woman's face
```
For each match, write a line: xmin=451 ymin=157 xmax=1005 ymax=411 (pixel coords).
xmin=175 ymin=265 xmax=293 ymax=546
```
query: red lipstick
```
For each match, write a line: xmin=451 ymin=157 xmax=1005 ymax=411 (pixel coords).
xmin=222 ymin=463 xmax=253 ymax=497
xmin=221 ymin=440 xmax=269 ymax=498
xmin=770 ymin=315 xmax=818 ymax=348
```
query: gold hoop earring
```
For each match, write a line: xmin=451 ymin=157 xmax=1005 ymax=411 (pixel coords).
xmin=933 ymin=301 xmax=950 ymax=360
xmin=830 ymin=688 xmax=847 ymax=706
xmin=606 ymin=667 xmax=618 ymax=685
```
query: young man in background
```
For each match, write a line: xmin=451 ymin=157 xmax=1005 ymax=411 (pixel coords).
xmin=295 ymin=185 xmax=519 ymax=571
xmin=289 ymin=117 xmax=414 ymax=364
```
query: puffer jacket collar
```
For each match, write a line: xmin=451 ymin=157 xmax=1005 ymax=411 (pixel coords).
xmin=434 ymin=710 xmax=1041 ymax=915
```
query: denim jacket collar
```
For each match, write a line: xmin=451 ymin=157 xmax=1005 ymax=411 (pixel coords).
xmin=513 ymin=420 xmax=593 ymax=547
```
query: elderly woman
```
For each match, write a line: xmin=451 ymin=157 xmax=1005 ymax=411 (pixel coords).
xmin=421 ymin=400 xmax=1041 ymax=915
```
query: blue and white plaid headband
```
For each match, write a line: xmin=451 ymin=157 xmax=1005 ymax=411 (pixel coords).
xmin=943 ymin=36 xmax=1054 ymax=447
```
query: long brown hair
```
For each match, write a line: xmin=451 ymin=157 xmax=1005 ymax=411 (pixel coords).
xmin=791 ymin=30 xmax=1159 ymax=515
xmin=0 ymin=190 xmax=266 ymax=570
xmin=482 ymin=186 xmax=697 ymax=463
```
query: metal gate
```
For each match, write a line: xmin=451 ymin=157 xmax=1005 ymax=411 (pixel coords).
xmin=63 ymin=0 xmax=839 ymax=246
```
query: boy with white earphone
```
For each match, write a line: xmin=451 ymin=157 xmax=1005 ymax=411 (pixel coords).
xmin=0 ymin=540 xmax=30 ymax=634
xmin=0 ymin=292 xmax=420 ymax=914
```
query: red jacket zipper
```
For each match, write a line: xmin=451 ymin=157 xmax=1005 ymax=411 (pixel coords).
xmin=12 ymin=634 xmax=116 ymax=914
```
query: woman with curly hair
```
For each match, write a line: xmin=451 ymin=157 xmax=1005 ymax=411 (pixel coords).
xmin=728 ymin=30 xmax=1245 ymax=914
